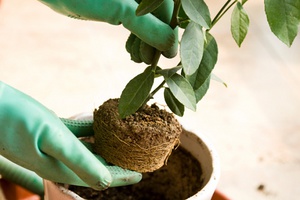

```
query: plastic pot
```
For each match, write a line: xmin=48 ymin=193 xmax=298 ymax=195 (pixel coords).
xmin=44 ymin=114 xmax=220 ymax=200
xmin=0 ymin=179 xmax=40 ymax=200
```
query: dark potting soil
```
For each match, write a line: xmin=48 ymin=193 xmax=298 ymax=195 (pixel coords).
xmin=69 ymin=146 xmax=203 ymax=200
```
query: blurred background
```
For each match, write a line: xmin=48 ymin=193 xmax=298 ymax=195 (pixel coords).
xmin=1 ymin=0 xmax=299 ymax=199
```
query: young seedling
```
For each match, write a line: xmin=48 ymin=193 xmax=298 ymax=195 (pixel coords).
xmin=74 ymin=0 xmax=299 ymax=198
xmin=118 ymin=0 xmax=300 ymax=118
xmin=93 ymin=0 xmax=299 ymax=174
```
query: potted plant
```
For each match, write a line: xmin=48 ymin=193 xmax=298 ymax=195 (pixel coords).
xmin=41 ymin=0 xmax=299 ymax=199
xmin=44 ymin=113 xmax=220 ymax=200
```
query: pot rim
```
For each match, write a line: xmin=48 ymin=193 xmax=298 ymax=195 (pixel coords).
xmin=181 ymin=126 xmax=220 ymax=200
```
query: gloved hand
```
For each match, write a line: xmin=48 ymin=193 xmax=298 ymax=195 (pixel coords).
xmin=126 ymin=0 xmax=178 ymax=64
xmin=0 ymin=81 xmax=142 ymax=191
xmin=37 ymin=0 xmax=178 ymax=63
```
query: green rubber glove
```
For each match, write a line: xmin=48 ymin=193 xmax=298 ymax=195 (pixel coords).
xmin=0 ymin=81 xmax=142 ymax=191
xmin=126 ymin=0 xmax=178 ymax=64
xmin=37 ymin=0 xmax=177 ymax=55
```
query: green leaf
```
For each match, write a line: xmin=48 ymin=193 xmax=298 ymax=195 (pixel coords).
xmin=211 ymin=73 xmax=227 ymax=88
xmin=231 ymin=2 xmax=250 ymax=47
xmin=156 ymin=65 xmax=182 ymax=78
xmin=164 ymin=88 xmax=185 ymax=116
xmin=265 ymin=0 xmax=300 ymax=47
xmin=166 ymin=73 xmax=196 ymax=111
xmin=119 ymin=66 xmax=154 ymax=118
xmin=181 ymin=0 xmax=211 ymax=29
xmin=242 ymin=0 xmax=248 ymax=5
xmin=194 ymin=75 xmax=211 ymax=102
xmin=136 ymin=0 xmax=164 ymax=16
xmin=180 ymin=22 xmax=204 ymax=76
xmin=178 ymin=5 xmax=190 ymax=29
xmin=186 ymin=32 xmax=218 ymax=90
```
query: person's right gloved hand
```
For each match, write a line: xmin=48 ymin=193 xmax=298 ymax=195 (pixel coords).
xmin=37 ymin=0 xmax=178 ymax=63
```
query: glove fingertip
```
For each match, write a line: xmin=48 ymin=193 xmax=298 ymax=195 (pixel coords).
xmin=162 ymin=28 xmax=178 ymax=58
xmin=106 ymin=166 xmax=142 ymax=187
xmin=125 ymin=34 xmax=136 ymax=53
xmin=130 ymin=37 xmax=143 ymax=63
xmin=162 ymin=44 xmax=178 ymax=58
xmin=139 ymin=41 xmax=155 ymax=65
xmin=88 ymin=165 xmax=112 ymax=191
xmin=126 ymin=34 xmax=143 ymax=63
xmin=93 ymin=174 xmax=112 ymax=191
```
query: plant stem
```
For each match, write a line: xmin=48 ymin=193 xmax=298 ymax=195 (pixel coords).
xmin=140 ymin=0 xmax=181 ymax=109
xmin=139 ymin=51 xmax=161 ymax=109
xmin=210 ymin=0 xmax=238 ymax=30
xmin=211 ymin=0 xmax=231 ymax=26
xmin=151 ymin=0 xmax=181 ymax=72
xmin=151 ymin=50 xmax=162 ymax=71
xmin=171 ymin=0 xmax=181 ymax=29
xmin=148 ymin=80 xmax=166 ymax=100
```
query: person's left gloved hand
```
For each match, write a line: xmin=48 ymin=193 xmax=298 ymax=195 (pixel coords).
xmin=0 ymin=81 xmax=142 ymax=191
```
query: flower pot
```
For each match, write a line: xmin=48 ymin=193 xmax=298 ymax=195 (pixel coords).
xmin=44 ymin=113 xmax=220 ymax=200
xmin=0 ymin=179 xmax=40 ymax=200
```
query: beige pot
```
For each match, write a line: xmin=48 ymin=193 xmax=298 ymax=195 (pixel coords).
xmin=44 ymin=113 xmax=220 ymax=200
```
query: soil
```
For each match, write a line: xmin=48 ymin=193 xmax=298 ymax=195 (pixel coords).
xmin=93 ymin=99 xmax=182 ymax=172
xmin=69 ymin=146 xmax=204 ymax=200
